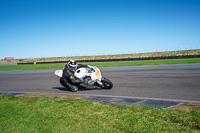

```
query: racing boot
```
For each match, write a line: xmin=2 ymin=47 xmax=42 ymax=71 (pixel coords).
xmin=69 ymin=85 xmax=78 ymax=92
xmin=60 ymin=77 xmax=78 ymax=92
xmin=64 ymin=82 xmax=78 ymax=92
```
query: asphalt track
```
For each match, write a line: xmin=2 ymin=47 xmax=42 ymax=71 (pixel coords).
xmin=0 ymin=63 xmax=200 ymax=107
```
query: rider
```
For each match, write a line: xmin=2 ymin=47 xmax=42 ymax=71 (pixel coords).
xmin=60 ymin=60 xmax=88 ymax=92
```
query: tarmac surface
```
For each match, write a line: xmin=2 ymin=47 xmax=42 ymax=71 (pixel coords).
xmin=0 ymin=63 xmax=200 ymax=108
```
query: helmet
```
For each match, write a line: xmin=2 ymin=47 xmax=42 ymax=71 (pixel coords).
xmin=67 ymin=60 xmax=77 ymax=71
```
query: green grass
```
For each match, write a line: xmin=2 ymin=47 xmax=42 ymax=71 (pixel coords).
xmin=0 ymin=58 xmax=200 ymax=71
xmin=84 ymin=58 xmax=200 ymax=67
xmin=0 ymin=95 xmax=200 ymax=133
xmin=0 ymin=63 xmax=65 ymax=71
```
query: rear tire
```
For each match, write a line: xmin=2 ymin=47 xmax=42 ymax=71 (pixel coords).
xmin=101 ymin=78 xmax=113 ymax=89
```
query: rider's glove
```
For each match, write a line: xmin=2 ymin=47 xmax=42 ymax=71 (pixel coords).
xmin=70 ymin=76 xmax=74 ymax=80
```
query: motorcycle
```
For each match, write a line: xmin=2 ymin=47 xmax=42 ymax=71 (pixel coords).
xmin=54 ymin=65 xmax=113 ymax=90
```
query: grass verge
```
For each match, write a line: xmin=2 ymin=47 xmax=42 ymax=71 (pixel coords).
xmin=0 ymin=58 xmax=200 ymax=71
xmin=0 ymin=95 xmax=200 ymax=133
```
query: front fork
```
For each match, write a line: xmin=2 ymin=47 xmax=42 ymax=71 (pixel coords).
xmin=96 ymin=76 xmax=104 ymax=87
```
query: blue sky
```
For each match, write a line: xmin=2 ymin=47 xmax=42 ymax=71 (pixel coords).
xmin=0 ymin=0 xmax=200 ymax=59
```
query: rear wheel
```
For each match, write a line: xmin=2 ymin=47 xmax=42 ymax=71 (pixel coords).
xmin=101 ymin=77 xmax=113 ymax=89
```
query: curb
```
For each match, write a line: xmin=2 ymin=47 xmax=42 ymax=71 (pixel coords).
xmin=83 ymin=95 xmax=180 ymax=108
xmin=1 ymin=92 xmax=200 ymax=111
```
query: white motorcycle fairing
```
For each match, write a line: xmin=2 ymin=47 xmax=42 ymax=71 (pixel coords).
xmin=74 ymin=66 xmax=102 ymax=80
xmin=54 ymin=69 xmax=63 ymax=77
xmin=74 ymin=66 xmax=103 ymax=88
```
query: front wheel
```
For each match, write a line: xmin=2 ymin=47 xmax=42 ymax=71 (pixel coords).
xmin=101 ymin=77 xmax=113 ymax=89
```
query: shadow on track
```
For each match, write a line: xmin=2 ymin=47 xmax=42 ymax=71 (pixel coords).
xmin=52 ymin=87 xmax=71 ymax=91
xmin=52 ymin=87 xmax=103 ymax=92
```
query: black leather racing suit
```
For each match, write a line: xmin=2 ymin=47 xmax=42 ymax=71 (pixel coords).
xmin=61 ymin=64 xmax=88 ymax=88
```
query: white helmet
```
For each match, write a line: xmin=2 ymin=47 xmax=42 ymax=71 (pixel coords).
xmin=67 ymin=60 xmax=77 ymax=71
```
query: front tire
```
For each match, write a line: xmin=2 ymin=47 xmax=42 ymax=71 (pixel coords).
xmin=101 ymin=77 xmax=113 ymax=89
